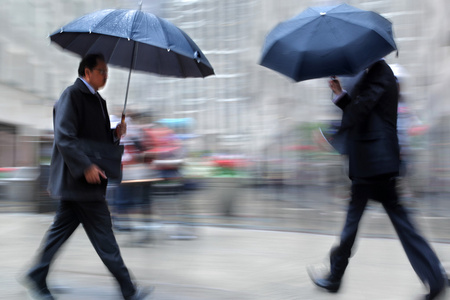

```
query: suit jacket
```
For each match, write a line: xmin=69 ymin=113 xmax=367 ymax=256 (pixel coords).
xmin=333 ymin=60 xmax=400 ymax=179
xmin=47 ymin=78 xmax=116 ymax=200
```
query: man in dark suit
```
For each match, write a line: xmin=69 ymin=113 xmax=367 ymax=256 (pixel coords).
xmin=308 ymin=59 xmax=446 ymax=299
xmin=20 ymin=54 xmax=151 ymax=300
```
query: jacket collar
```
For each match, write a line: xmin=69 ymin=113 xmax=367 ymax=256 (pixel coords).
xmin=74 ymin=78 xmax=96 ymax=95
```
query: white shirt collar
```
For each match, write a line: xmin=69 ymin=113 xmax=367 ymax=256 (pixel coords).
xmin=79 ymin=77 xmax=96 ymax=94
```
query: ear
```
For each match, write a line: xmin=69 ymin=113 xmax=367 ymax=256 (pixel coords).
xmin=84 ymin=67 xmax=92 ymax=79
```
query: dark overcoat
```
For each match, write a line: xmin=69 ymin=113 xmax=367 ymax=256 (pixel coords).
xmin=47 ymin=78 xmax=116 ymax=200
xmin=334 ymin=60 xmax=400 ymax=179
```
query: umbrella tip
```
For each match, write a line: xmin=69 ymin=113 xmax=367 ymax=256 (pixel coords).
xmin=320 ymin=12 xmax=326 ymax=16
xmin=60 ymin=28 xmax=63 ymax=33
xmin=194 ymin=51 xmax=201 ymax=62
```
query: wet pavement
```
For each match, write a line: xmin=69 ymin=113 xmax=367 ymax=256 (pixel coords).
xmin=2 ymin=212 xmax=450 ymax=299
xmin=2 ymin=180 xmax=450 ymax=299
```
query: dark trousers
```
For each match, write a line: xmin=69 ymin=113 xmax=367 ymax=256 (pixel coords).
xmin=28 ymin=200 xmax=136 ymax=298
xmin=330 ymin=177 xmax=445 ymax=294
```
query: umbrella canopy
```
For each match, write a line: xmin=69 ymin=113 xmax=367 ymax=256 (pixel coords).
xmin=50 ymin=9 xmax=214 ymax=78
xmin=260 ymin=3 xmax=397 ymax=82
xmin=50 ymin=8 xmax=214 ymax=118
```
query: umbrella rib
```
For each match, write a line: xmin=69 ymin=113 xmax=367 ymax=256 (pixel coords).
xmin=175 ymin=51 xmax=188 ymax=78
xmin=265 ymin=16 xmax=318 ymax=51
xmin=152 ymin=16 xmax=172 ymax=76
xmin=158 ymin=18 xmax=171 ymax=51
xmin=107 ymin=36 xmax=123 ymax=64
xmin=128 ymin=9 xmax=140 ymax=42
xmin=328 ymin=12 xmax=396 ymax=48
xmin=323 ymin=15 xmax=352 ymax=74
xmin=155 ymin=45 xmax=163 ymax=76
xmin=89 ymin=9 xmax=116 ymax=34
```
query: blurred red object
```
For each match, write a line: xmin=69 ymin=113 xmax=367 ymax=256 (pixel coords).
xmin=122 ymin=125 xmax=181 ymax=165
xmin=143 ymin=127 xmax=180 ymax=151
xmin=212 ymin=157 xmax=247 ymax=169
xmin=408 ymin=125 xmax=429 ymax=136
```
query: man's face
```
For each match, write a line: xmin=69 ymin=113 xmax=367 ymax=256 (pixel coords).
xmin=84 ymin=59 xmax=108 ymax=91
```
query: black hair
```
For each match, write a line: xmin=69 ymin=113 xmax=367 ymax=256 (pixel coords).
xmin=78 ymin=53 xmax=105 ymax=77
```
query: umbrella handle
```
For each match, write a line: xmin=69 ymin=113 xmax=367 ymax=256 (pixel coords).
xmin=121 ymin=113 xmax=126 ymax=124
xmin=122 ymin=40 xmax=139 ymax=124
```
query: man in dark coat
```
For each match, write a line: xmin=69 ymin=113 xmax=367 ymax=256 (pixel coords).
xmin=20 ymin=54 xmax=151 ymax=300
xmin=308 ymin=60 xmax=447 ymax=299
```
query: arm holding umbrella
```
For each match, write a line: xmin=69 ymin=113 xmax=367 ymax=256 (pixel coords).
xmin=329 ymin=77 xmax=343 ymax=97
xmin=115 ymin=122 xmax=127 ymax=139
xmin=330 ymin=61 xmax=392 ymax=130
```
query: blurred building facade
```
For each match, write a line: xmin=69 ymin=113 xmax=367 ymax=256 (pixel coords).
xmin=0 ymin=0 xmax=450 ymax=192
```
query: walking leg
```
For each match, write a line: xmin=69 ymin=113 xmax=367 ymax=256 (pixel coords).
xmin=330 ymin=183 xmax=369 ymax=278
xmin=28 ymin=201 xmax=80 ymax=288
xmin=380 ymin=179 xmax=445 ymax=297
xmin=74 ymin=201 xmax=136 ymax=299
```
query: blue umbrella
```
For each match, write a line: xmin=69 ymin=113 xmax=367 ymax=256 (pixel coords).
xmin=50 ymin=7 xmax=214 ymax=119
xmin=260 ymin=3 xmax=397 ymax=82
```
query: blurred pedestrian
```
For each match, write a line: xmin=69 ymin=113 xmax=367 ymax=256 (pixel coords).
xmin=111 ymin=114 xmax=156 ymax=231
xmin=20 ymin=54 xmax=152 ymax=300
xmin=307 ymin=59 xmax=447 ymax=300
xmin=394 ymin=70 xmax=423 ymax=204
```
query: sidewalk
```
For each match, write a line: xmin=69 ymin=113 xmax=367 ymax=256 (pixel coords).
xmin=2 ymin=213 xmax=450 ymax=299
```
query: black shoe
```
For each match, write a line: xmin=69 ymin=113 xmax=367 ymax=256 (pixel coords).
xmin=425 ymin=289 xmax=446 ymax=300
xmin=425 ymin=279 xmax=447 ymax=300
xmin=307 ymin=264 xmax=342 ymax=293
xmin=125 ymin=286 xmax=154 ymax=300
xmin=18 ymin=274 xmax=55 ymax=300
xmin=312 ymin=273 xmax=341 ymax=293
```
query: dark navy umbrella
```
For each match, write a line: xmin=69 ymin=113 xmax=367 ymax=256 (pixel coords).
xmin=50 ymin=8 xmax=214 ymax=119
xmin=260 ymin=3 xmax=397 ymax=82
